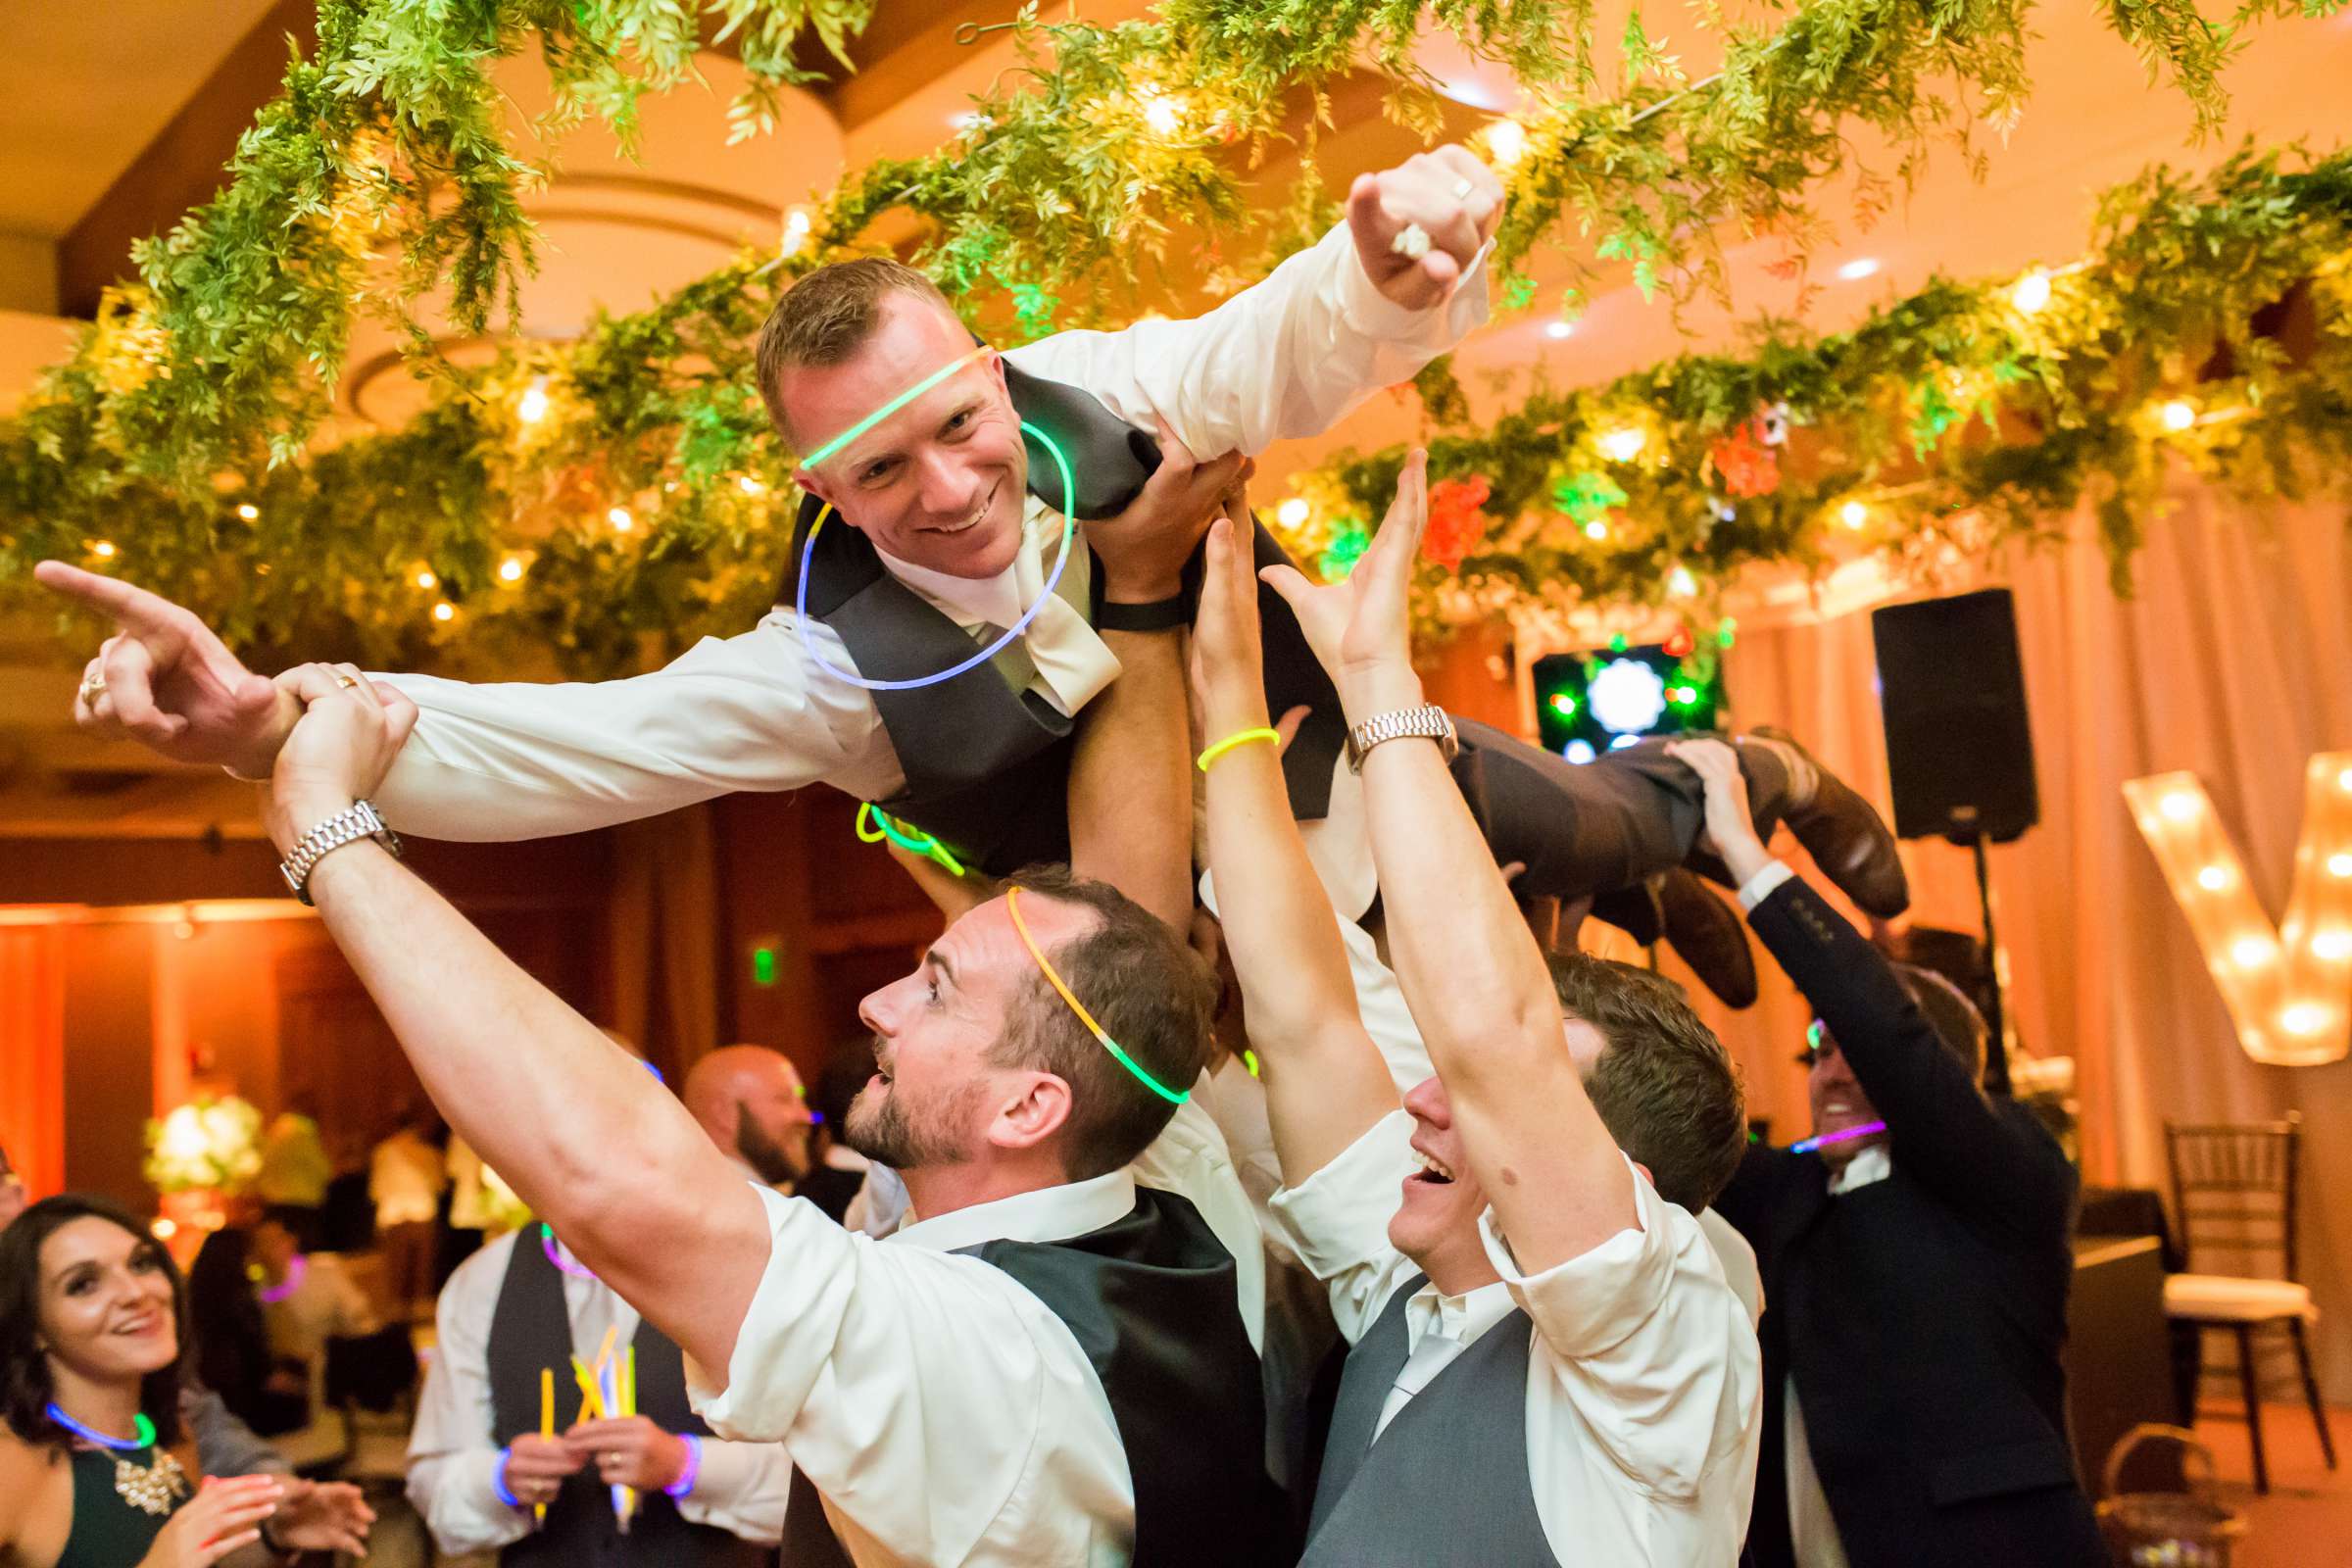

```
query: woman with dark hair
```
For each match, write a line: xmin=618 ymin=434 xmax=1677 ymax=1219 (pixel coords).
xmin=183 ymin=1229 xmax=305 ymax=1441
xmin=0 ymin=1195 xmax=369 ymax=1567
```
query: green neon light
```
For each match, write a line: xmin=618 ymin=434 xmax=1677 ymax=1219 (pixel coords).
xmin=797 ymin=345 xmax=991 ymax=470
xmin=752 ymin=946 xmax=778 ymax=987
xmin=856 ymin=802 xmax=967 ymax=877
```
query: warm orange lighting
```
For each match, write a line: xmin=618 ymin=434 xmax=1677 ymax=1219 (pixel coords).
xmin=235 ymin=503 xmax=261 ymax=521
xmin=1840 ymin=501 xmax=1869 ymax=529
xmin=2160 ymin=791 xmax=2200 ymax=821
xmin=609 ymin=507 xmax=633 ymax=533
xmin=414 ymin=569 xmax=437 ymax=590
xmin=2196 ymin=865 xmax=2229 ymax=891
xmin=90 ymin=540 xmax=116 ymax=559
xmin=2231 ymin=936 xmax=2277 ymax=968
xmin=432 ymin=601 xmax=456 ymax=623
xmin=2161 ymin=400 xmax=2197 ymax=432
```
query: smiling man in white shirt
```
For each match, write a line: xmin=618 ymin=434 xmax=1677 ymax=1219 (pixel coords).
xmin=1189 ymin=455 xmax=1761 ymax=1565
xmin=245 ymin=482 xmax=1276 ymax=1566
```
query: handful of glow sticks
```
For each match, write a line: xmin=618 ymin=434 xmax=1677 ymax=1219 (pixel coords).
xmin=568 ymin=1325 xmax=641 ymax=1532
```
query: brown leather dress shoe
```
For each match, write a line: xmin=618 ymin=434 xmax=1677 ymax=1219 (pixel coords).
xmin=1751 ymin=726 xmax=1912 ymax=919
xmin=1655 ymin=869 xmax=1759 ymax=1008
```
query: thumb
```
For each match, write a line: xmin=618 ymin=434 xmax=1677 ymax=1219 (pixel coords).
xmin=1258 ymin=563 xmax=1316 ymax=611
xmin=380 ymin=687 xmax=421 ymax=751
xmin=1345 ymin=173 xmax=1390 ymax=254
xmin=227 ymin=672 xmax=278 ymax=717
xmin=1272 ymin=705 xmax=1310 ymax=756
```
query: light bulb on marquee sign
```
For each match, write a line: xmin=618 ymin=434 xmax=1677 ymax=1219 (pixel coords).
xmin=2124 ymin=752 xmax=2352 ymax=1065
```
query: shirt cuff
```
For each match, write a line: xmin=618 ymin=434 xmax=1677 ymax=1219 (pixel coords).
xmin=1331 ymin=222 xmax=1497 ymax=341
xmin=1265 ymin=1109 xmax=1415 ymax=1282
xmin=674 ymin=1438 xmax=787 ymax=1544
xmin=1476 ymin=1152 xmax=1677 ymax=1359
xmin=1735 ymin=859 xmax=1795 ymax=912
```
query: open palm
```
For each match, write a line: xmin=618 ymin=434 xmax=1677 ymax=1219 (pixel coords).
xmin=1260 ymin=449 xmax=1427 ymax=683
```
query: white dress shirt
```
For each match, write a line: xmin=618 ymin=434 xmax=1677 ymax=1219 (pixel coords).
xmin=1786 ymin=1144 xmax=1892 ymax=1568
xmin=370 ymin=1131 xmax=446 ymax=1227
xmin=368 ymin=220 xmax=1488 ymax=916
xmin=1266 ymin=1110 xmax=1763 ymax=1567
xmin=406 ymin=1228 xmax=793 ymax=1556
xmin=692 ymin=1173 xmax=1158 ymax=1567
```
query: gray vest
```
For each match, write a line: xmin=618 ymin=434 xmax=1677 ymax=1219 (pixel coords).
xmin=1301 ymin=1274 xmax=1562 ymax=1567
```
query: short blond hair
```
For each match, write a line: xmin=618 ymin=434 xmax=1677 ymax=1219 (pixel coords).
xmin=755 ymin=259 xmax=955 ymax=444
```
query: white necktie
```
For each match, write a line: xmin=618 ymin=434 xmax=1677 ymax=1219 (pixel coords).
xmin=1004 ymin=504 xmax=1121 ymax=716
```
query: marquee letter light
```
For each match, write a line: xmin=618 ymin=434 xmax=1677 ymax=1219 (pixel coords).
xmin=2124 ymin=753 xmax=2352 ymax=1066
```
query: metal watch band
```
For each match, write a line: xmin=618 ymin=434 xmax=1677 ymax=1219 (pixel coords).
xmin=278 ymin=799 xmax=403 ymax=906
xmin=1095 ymin=593 xmax=1191 ymax=632
xmin=1344 ymin=705 xmax=1459 ymax=773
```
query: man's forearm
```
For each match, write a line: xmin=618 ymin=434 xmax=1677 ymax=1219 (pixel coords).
xmin=1348 ymin=665 xmax=1632 ymax=1262
xmin=297 ymin=842 xmax=766 ymax=1371
xmin=1205 ymin=738 xmax=1396 ymax=1183
xmin=1067 ymin=627 xmax=1192 ymax=931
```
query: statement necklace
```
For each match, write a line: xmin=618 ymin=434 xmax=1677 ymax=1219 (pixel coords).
xmin=46 ymin=1402 xmax=189 ymax=1516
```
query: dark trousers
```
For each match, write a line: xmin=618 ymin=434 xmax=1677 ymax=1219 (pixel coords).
xmin=1450 ymin=721 xmax=1787 ymax=905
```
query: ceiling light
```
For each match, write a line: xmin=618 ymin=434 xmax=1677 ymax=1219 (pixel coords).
xmin=2159 ymin=791 xmax=2200 ymax=821
xmin=2196 ymin=864 xmax=2230 ymax=891
xmin=2161 ymin=400 xmax=2197 ymax=431
xmin=1277 ymin=498 xmax=1310 ymax=527
xmin=609 ymin=507 xmax=634 ymax=533
xmin=1597 ymin=427 xmax=1645 ymax=463
xmin=1544 ymin=319 xmax=1575 ymax=340
xmin=235 ymin=503 xmax=261 ymax=521
xmin=432 ymin=601 xmax=456 ymax=623
xmin=414 ymin=569 xmax=436 ymax=590
xmin=1485 ymin=120 xmax=1527 ymax=168
xmin=2011 ymin=270 xmax=2052 ymax=314
xmin=1840 ymin=501 xmax=1869 ymax=529
xmin=516 ymin=378 xmax=551 ymax=425
xmin=1837 ymin=258 xmax=1881 ymax=281
xmin=498 ymin=557 xmax=525 ymax=583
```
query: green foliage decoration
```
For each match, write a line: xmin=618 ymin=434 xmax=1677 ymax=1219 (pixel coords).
xmin=0 ymin=0 xmax=2343 ymax=675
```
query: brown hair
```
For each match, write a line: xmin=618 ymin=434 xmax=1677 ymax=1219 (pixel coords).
xmin=1 ymin=1194 xmax=189 ymax=1450
xmin=1545 ymin=953 xmax=1747 ymax=1211
xmin=1890 ymin=962 xmax=1989 ymax=1080
xmin=993 ymin=866 xmax=1218 ymax=1182
xmin=754 ymin=258 xmax=956 ymax=444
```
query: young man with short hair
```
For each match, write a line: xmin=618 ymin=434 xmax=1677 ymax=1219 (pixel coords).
xmin=1189 ymin=457 xmax=1761 ymax=1565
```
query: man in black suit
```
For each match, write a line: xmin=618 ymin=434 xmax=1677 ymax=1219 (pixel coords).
xmin=1669 ymin=738 xmax=2104 ymax=1568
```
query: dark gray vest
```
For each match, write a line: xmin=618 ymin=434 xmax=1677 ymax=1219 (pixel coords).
xmin=780 ymin=362 xmax=1347 ymax=877
xmin=485 ymin=1233 xmax=772 ymax=1568
xmin=1301 ymin=1274 xmax=1562 ymax=1567
xmin=779 ymin=1186 xmax=1279 ymax=1568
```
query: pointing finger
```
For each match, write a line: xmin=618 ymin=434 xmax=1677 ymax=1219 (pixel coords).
xmin=31 ymin=562 xmax=192 ymax=651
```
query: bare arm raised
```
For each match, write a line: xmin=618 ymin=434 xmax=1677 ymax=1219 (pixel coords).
xmin=256 ymin=662 xmax=770 ymax=1381
xmin=1264 ymin=454 xmax=1635 ymax=1275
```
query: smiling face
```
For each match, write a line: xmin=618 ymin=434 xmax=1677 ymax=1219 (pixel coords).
xmin=844 ymin=893 xmax=1094 ymax=1173
xmin=37 ymin=1216 xmax=180 ymax=1385
xmin=1805 ymin=1025 xmax=1886 ymax=1171
xmin=1388 ymin=1074 xmax=1504 ymax=1291
xmin=784 ymin=292 xmax=1030 ymax=579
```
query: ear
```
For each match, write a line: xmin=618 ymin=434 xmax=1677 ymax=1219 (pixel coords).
xmin=797 ymin=466 xmax=838 ymax=513
xmin=988 ymin=1071 xmax=1074 ymax=1153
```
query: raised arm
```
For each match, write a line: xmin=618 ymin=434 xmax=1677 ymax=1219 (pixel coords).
xmin=260 ymin=664 xmax=770 ymax=1379
xmin=1265 ymin=454 xmax=1634 ymax=1275
xmin=1192 ymin=509 xmax=1397 ymax=1184
xmin=1006 ymin=148 xmax=1499 ymax=459
xmin=1669 ymin=739 xmax=2066 ymax=1224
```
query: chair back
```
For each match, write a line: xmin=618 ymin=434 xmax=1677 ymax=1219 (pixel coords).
xmin=2162 ymin=1113 xmax=2303 ymax=1282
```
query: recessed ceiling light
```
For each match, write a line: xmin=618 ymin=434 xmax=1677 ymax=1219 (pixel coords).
xmin=1544 ymin=319 xmax=1575 ymax=339
xmin=1837 ymin=258 xmax=1881 ymax=281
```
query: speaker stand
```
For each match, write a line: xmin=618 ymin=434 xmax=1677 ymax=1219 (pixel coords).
xmin=1957 ymin=830 xmax=2012 ymax=1095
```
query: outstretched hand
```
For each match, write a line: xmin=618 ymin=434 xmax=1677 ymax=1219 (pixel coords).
xmin=263 ymin=663 xmax=420 ymax=853
xmin=1347 ymin=147 xmax=1504 ymax=311
xmin=1188 ymin=485 xmax=1271 ymax=740
xmin=1260 ymin=449 xmax=1427 ymax=695
xmin=33 ymin=563 xmax=300 ymax=776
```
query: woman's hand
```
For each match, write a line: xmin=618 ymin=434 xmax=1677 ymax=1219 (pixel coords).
xmin=137 ymin=1475 xmax=281 ymax=1568
xmin=265 ymin=1477 xmax=375 ymax=1555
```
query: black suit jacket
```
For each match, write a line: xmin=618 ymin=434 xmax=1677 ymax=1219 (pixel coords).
xmin=1713 ymin=875 xmax=2105 ymax=1568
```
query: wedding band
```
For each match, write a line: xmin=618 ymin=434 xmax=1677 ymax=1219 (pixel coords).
xmin=1452 ymin=175 xmax=1475 ymax=199
xmin=335 ymin=674 xmax=359 ymax=689
xmin=78 ymin=673 xmax=107 ymax=706
xmin=1391 ymin=222 xmax=1433 ymax=260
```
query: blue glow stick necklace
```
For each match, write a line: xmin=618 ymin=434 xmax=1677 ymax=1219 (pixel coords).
xmin=47 ymin=1402 xmax=157 ymax=1449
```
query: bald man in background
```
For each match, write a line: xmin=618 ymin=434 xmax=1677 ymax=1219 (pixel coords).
xmin=684 ymin=1045 xmax=816 ymax=1195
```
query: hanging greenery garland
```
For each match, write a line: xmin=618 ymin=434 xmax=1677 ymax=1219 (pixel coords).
xmin=0 ymin=0 xmax=2342 ymax=675
xmin=1273 ymin=145 xmax=2352 ymax=643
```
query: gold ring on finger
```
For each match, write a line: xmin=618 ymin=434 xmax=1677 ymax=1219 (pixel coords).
xmin=335 ymin=674 xmax=359 ymax=690
xmin=78 ymin=673 xmax=107 ymax=706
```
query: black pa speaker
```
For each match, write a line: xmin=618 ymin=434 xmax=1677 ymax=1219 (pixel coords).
xmin=1871 ymin=588 xmax=2039 ymax=843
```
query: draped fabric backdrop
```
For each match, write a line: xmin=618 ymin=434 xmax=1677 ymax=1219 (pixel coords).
xmin=1644 ymin=479 xmax=2352 ymax=1396
xmin=0 ymin=924 xmax=69 ymax=1200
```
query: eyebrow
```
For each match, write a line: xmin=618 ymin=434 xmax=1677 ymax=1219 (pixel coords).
xmin=924 ymin=949 xmax=957 ymax=989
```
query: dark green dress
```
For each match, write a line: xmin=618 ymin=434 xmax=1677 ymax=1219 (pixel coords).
xmin=54 ymin=1444 xmax=190 ymax=1568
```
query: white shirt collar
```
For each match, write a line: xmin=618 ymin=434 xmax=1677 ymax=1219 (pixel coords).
xmin=1828 ymin=1143 xmax=1893 ymax=1196
xmin=888 ymin=1167 xmax=1138 ymax=1255
xmin=1401 ymin=1276 xmax=1518 ymax=1358
xmin=874 ymin=492 xmax=1055 ymax=632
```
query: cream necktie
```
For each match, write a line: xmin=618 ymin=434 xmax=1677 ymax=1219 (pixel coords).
xmin=996 ymin=502 xmax=1121 ymax=716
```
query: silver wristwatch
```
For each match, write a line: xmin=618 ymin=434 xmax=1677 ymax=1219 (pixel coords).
xmin=278 ymin=799 xmax=402 ymax=906
xmin=1344 ymin=705 xmax=1460 ymax=773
